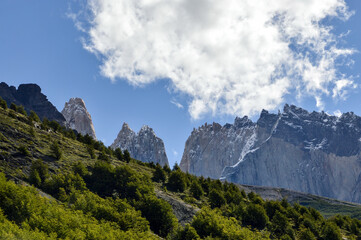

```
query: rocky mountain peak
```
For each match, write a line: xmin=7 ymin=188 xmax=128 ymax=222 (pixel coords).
xmin=0 ymin=82 xmax=65 ymax=124
xmin=180 ymin=104 xmax=361 ymax=203
xmin=61 ymin=98 xmax=96 ymax=139
xmin=111 ymin=123 xmax=169 ymax=166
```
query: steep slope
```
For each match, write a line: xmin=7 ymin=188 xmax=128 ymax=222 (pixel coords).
xmin=180 ymin=104 xmax=361 ymax=203
xmin=111 ymin=123 xmax=169 ymax=166
xmin=61 ymin=98 xmax=96 ymax=139
xmin=0 ymin=82 xmax=65 ymax=124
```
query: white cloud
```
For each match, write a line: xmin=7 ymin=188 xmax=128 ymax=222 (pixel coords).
xmin=170 ymin=99 xmax=184 ymax=109
xmin=172 ymin=150 xmax=178 ymax=157
xmin=75 ymin=0 xmax=355 ymax=119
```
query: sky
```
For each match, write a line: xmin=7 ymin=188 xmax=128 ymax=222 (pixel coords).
xmin=1 ymin=0 xmax=361 ymax=167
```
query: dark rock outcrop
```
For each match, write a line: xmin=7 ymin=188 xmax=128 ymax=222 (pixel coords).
xmin=0 ymin=82 xmax=65 ymax=124
xmin=111 ymin=123 xmax=169 ymax=166
xmin=61 ymin=98 xmax=96 ymax=139
xmin=180 ymin=104 xmax=361 ymax=203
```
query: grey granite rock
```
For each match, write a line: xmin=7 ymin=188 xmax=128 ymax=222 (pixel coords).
xmin=111 ymin=123 xmax=169 ymax=166
xmin=180 ymin=104 xmax=361 ymax=203
xmin=61 ymin=98 xmax=96 ymax=139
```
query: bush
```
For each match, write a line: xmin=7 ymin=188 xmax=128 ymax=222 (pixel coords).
xmin=298 ymin=228 xmax=316 ymax=240
xmin=98 ymin=150 xmax=110 ymax=162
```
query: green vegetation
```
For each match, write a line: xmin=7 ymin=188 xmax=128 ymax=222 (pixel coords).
xmin=2 ymin=103 xmax=361 ymax=239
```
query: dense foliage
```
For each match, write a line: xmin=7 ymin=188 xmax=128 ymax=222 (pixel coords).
xmin=1 ymin=102 xmax=361 ymax=239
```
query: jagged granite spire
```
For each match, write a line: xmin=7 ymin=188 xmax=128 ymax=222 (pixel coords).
xmin=180 ymin=104 xmax=361 ymax=203
xmin=61 ymin=98 xmax=96 ymax=139
xmin=111 ymin=123 xmax=169 ymax=166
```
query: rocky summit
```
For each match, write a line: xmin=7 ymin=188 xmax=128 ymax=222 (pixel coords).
xmin=61 ymin=98 xmax=96 ymax=139
xmin=180 ymin=104 xmax=361 ymax=203
xmin=0 ymin=82 xmax=65 ymax=124
xmin=111 ymin=123 xmax=169 ymax=166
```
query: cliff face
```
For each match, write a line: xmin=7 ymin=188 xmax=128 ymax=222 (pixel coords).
xmin=180 ymin=104 xmax=361 ymax=203
xmin=111 ymin=123 xmax=169 ymax=166
xmin=61 ymin=98 xmax=96 ymax=139
xmin=0 ymin=82 xmax=65 ymax=124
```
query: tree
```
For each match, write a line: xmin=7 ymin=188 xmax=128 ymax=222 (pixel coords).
xmin=86 ymin=145 xmax=96 ymax=159
xmin=17 ymin=105 xmax=27 ymax=115
xmin=98 ymin=150 xmax=110 ymax=162
xmin=136 ymin=195 xmax=178 ymax=237
xmin=29 ymin=159 xmax=48 ymax=186
xmin=190 ymin=181 xmax=204 ymax=200
xmin=167 ymin=170 xmax=186 ymax=192
xmin=28 ymin=110 xmax=40 ymax=122
xmin=51 ymin=141 xmax=62 ymax=160
xmin=10 ymin=103 xmax=17 ymax=111
xmin=173 ymin=162 xmax=180 ymax=171
xmin=209 ymin=189 xmax=226 ymax=208
xmin=123 ymin=149 xmax=131 ymax=163
xmin=271 ymin=211 xmax=290 ymax=238
xmin=114 ymin=148 xmax=123 ymax=161
xmin=243 ymin=204 xmax=269 ymax=229
xmin=321 ymin=222 xmax=342 ymax=240
xmin=152 ymin=164 xmax=166 ymax=183
xmin=73 ymin=161 xmax=88 ymax=177
xmin=298 ymin=228 xmax=316 ymax=240
xmin=0 ymin=97 xmax=7 ymax=109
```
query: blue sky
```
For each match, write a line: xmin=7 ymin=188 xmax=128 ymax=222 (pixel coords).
xmin=1 ymin=1 xmax=361 ymax=167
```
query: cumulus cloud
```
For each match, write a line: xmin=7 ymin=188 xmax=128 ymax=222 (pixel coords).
xmin=75 ymin=0 xmax=355 ymax=119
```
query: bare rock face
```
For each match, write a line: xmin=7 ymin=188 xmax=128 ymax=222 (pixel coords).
xmin=180 ymin=104 xmax=361 ymax=203
xmin=0 ymin=82 xmax=66 ymax=124
xmin=61 ymin=98 xmax=96 ymax=139
xmin=111 ymin=123 xmax=169 ymax=166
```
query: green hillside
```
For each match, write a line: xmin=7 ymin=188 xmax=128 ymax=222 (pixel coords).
xmin=1 ymin=98 xmax=361 ymax=239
